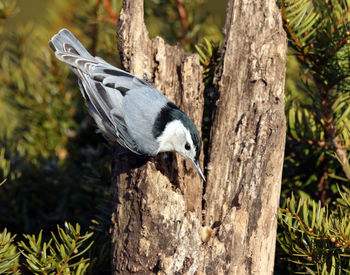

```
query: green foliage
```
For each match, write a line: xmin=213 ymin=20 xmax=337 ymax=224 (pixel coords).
xmin=0 ymin=222 xmax=93 ymax=274
xmin=0 ymin=228 xmax=20 ymax=274
xmin=19 ymin=222 xmax=93 ymax=274
xmin=279 ymin=187 xmax=350 ymax=274
xmin=280 ymin=0 xmax=350 ymax=200
xmin=145 ymin=0 xmax=224 ymax=51
xmin=0 ymin=0 xmax=114 ymax=273
xmin=278 ymin=0 xmax=350 ymax=273
xmin=0 ymin=147 xmax=14 ymax=181
xmin=195 ymin=38 xmax=221 ymax=83
xmin=0 ymin=0 xmax=17 ymax=35
xmin=0 ymin=26 xmax=78 ymax=159
xmin=282 ymin=0 xmax=350 ymax=148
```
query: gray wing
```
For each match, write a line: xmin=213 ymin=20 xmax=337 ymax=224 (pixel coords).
xmin=77 ymin=74 xmax=141 ymax=154
xmin=123 ymin=87 xmax=169 ymax=155
xmin=49 ymin=28 xmax=161 ymax=155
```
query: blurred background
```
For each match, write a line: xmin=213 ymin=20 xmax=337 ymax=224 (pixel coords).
xmin=0 ymin=0 xmax=349 ymax=274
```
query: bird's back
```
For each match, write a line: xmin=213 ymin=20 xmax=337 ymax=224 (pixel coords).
xmin=49 ymin=29 xmax=166 ymax=155
xmin=124 ymin=87 xmax=168 ymax=155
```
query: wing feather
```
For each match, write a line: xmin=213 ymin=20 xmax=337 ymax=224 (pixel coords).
xmin=49 ymin=28 xmax=160 ymax=155
xmin=78 ymin=76 xmax=141 ymax=154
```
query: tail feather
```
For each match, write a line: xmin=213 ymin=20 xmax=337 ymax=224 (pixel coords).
xmin=49 ymin=28 xmax=93 ymax=59
xmin=54 ymin=51 xmax=98 ymax=75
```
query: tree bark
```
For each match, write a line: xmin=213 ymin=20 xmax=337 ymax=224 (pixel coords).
xmin=110 ymin=0 xmax=287 ymax=274
xmin=203 ymin=1 xmax=287 ymax=274
xmin=111 ymin=1 xmax=205 ymax=273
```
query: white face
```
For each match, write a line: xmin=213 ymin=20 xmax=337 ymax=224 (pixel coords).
xmin=174 ymin=124 xmax=197 ymax=161
xmin=157 ymin=120 xmax=197 ymax=161
xmin=157 ymin=120 xmax=205 ymax=181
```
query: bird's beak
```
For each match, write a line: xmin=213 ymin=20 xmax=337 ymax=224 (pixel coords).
xmin=189 ymin=159 xmax=206 ymax=182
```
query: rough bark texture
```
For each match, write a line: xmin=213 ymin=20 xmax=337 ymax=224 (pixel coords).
xmin=111 ymin=0 xmax=205 ymax=273
xmin=111 ymin=0 xmax=287 ymax=274
xmin=203 ymin=1 xmax=287 ymax=274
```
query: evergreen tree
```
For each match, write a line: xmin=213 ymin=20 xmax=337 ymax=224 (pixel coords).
xmin=277 ymin=0 xmax=350 ymax=273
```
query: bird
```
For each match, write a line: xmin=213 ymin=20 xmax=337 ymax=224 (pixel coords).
xmin=49 ymin=28 xmax=205 ymax=181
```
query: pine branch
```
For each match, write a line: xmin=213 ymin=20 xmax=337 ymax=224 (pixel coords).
xmin=281 ymin=3 xmax=306 ymax=54
xmin=278 ymin=190 xmax=350 ymax=272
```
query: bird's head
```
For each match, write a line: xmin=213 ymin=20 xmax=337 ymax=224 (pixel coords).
xmin=153 ymin=102 xmax=205 ymax=181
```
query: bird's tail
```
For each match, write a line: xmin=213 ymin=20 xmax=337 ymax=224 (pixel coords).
xmin=49 ymin=28 xmax=93 ymax=59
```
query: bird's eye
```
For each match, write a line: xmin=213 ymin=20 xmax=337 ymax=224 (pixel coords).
xmin=185 ymin=143 xmax=191 ymax=150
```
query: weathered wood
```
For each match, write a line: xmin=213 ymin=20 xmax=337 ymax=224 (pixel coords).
xmin=111 ymin=0 xmax=204 ymax=273
xmin=110 ymin=0 xmax=287 ymax=274
xmin=203 ymin=0 xmax=287 ymax=274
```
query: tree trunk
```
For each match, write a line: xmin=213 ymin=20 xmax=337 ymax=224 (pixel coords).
xmin=110 ymin=0 xmax=287 ymax=274
xmin=203 ymin=0 xmax=287 ymax=273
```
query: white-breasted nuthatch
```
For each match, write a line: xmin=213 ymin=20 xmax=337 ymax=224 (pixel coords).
xmin=49 ymin=29 xmax=205 ymax=181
